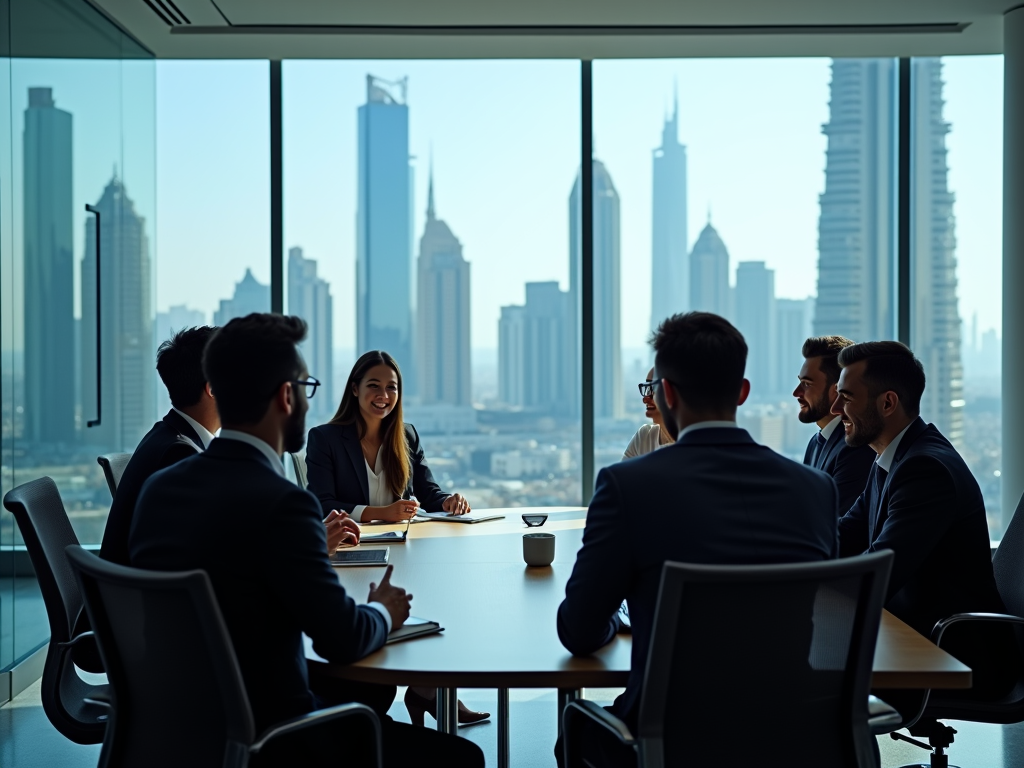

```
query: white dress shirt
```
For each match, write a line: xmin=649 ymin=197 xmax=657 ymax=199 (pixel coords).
xmin=622 ymin=423 xmax=669 ymax=460
xmin=219 ymin=429 xmax=392 ymax=632
xmin=351 ymin=446 xmax=396 ymax=523
xmin=819 ymin=415 xmax=842 ymax=442
xmin=876 ymin=421 xmax=914 ymax=473
xmin=677 ymin=420 xmax=740 ymax=440
xmin=173 ymin=407 xmax=216 ymax=449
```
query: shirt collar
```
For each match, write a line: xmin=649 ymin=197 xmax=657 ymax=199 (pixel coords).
xmin=217 ymin=430 xmax=285 ymax=476
xmin=819 ymin=415 xmax=842 ymax=441
xmin=677 ymin=420 xmax=739 ymax=441
xmin=876 ymin=421 xmax=914 ymax=472
xmin=172 ymin=408 xmax=216 ymax=449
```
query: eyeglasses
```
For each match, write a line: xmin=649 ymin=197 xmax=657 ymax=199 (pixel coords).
xmin=291 ymin=377 xmax=321 ymax=399
xmin=638 ymin=381 xmax=654 ymax=398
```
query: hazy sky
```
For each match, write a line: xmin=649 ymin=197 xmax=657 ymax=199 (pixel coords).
xmin=152 ymin=56 xmax=1003 ymax=352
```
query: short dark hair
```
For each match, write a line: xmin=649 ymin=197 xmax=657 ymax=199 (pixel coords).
xmin=837 ymin=341 xmax=926 ymax=417
xmin=801 ymin=335 xmax=856 ymax=387
xmin=203 ymin=313 xmax=308 ymax=425
xmin=156 ymin=326 xmax=217 ymax=409
xmin=650 ymin=312 xmax=747 ymax=412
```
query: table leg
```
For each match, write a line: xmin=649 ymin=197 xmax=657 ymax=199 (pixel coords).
xmin=497 ymin=688 xmax=510 ymax=768
xmin=556 ymin=688 xmax=580 ymax=740
xmin=434 ymin=687 xmax=458 ymax=735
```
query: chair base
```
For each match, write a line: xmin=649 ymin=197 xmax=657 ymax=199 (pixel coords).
xmin=891 ymin=720 xmax=960 ymax=768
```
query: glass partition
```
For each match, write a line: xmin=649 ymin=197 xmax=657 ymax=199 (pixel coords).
xmin=284 ymin=60 xmax=582 ymax=507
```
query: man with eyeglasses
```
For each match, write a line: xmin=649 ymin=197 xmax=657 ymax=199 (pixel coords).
xmin=130 ymin=313 xmax=484 ymax=768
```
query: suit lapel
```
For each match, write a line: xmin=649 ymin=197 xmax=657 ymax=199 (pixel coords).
xmin=869 ymin=418 xmax=927 ymax=540
xmin=340 ymin=424 xmax=371 ymax=503
xmin=164 ymin=409 xmax=202 ymax=448
xmin=821 ymin=422 xmax=845 ymax=468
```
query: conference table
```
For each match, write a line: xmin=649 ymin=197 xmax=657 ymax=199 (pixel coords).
xmin=306 ymin=507 xmax=971 ymax=768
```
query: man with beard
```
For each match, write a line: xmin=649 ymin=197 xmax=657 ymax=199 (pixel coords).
xmin=832 ymin=341 xmax=1017 ymax=717
xmin=129 ymin=314 xmax=484 ymax=768
xmin=794 ymin=336 xmax=875 ymax=514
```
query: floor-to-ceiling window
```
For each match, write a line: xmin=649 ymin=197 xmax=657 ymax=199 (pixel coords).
xmin=283 ymin=60 xmax=583 ymax=507
xmin=0 ymin=0 xmax=155 ymax=677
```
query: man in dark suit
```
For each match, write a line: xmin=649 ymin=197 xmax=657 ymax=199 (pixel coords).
xmin=130 ymin=313 xmax=483 ymax=768
xmin=100 ymin=326 xmax=219 ymax=567
xmin=833 ymin=341 xmax=1018 ymax=714
xmin=555 ymin=312 xmax=840 ymax=768
xmin=794 ymin=335 xmax=876 ymax=514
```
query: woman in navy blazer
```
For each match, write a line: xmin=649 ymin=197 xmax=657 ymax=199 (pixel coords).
xmin=306 ymin=350 xmax=470 ymax=523
xmin=306 ymin=350 xmax=488 ymax=726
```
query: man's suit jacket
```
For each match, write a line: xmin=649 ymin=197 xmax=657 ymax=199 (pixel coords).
xmin=803 ymin=420 xmax=876 ymax=516
xmin=129 ymin=438 xmax=388 ymax=731
xmin=838 ymin=418 xmax=1009 ymax=685
xmin=305 ymin=422 xmax=449 ymax=515
xmin=558 ymin=427 xmax=840 ymax=725
xmin=99 ymin=409 xmax=203 ymax=566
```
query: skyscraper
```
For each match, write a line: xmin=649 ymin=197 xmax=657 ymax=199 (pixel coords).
xmin=570 ymin=159 xmax=622 ymax=420
xmin=816 ymin=58 xmax=963 ymax=444
xmin=288 ymin=247 xmax=334 ymax=418
xmin=689 ymin=218 xmax=731 ymax=320
xmin=775 ymin=297 xmax=815 ymax=394
xmin=498 ymin=281 xmax=573 ymax=411
xmin=815 ymin=59 xmax=896 ymax=343
xmin=23 ymin=87 xmax=75 ymax=444
xmin=734 ymin=261 xmax=776 ymax=399
xmin=81 ymin=176 xmax=154 ymax=451
xmin=909 ymin=58 xmax=964 ymax=445
xmin=213 ymin=268 xmax=269 ymax=326
xmin=650 ymin=89 xmax=688 ymax=332
xmin=357 ymin=75 xmax=414 ymax=387
xmin=416 ymin=171 xmax=471 ymax=406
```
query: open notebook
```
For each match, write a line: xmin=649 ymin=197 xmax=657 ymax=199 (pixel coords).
xmin=304 ymin=617 xmax=442 ymax=662
xmin=415 ymin=510 xmax=505 ymax=524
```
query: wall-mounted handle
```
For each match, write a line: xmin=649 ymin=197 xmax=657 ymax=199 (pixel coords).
xmin=85 ymin=204 xmax=101 ymax=428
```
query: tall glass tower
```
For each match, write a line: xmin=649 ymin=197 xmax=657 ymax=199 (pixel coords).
xmin=651 ymin=89 xmax=688 ymax=332
xmin=23 ymin=87 xmax=76 ymax=444
xmin=357 ymin=75 xmax=414 ymax=388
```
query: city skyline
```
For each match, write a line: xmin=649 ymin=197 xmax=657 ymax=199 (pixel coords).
xmin=650 ymin=89 xmax=689 ymax=334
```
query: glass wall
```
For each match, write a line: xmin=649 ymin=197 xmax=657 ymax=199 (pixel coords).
xmin=283 ymin=61 xmax=582 ymax=507
xmin=911 ymin=55 xmax=1003 ymax=537
xmin=0 ymin=0 xmax=156 ymax=671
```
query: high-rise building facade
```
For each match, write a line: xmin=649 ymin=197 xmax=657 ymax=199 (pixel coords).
xmin=734 ymin=261 xmax=776 ymax=399
xmin=650 ymin=92 xmax=688 ymax=332
xmin=288 ymin=247 xmax=334 ymax=417
xmin=416 ymin=174 xmax=471 ymax=406
xmin=357 ymin=75 xmax=414 ymax=386
xmin=23 ymin=87 xmax=76 ymax=444
xmin=909 ymin=58 xmax=964 ymax=445
xmin=816 ymin=58 xmax=963 ymax=444
xmin=213 ymin=268 xmax=270 ymax=327
xmin=498 ymin=281 xmax=573 ymax=412
xmin=815 ymin=59 xmax=896 ymax=344
xmin=775 ymin=297 xmax=815 ymax=394
xmin=689 ymin=219 xmax=731 ymax=320
xmin=570 ymin=159 xmax=622 ymax=419
xmin=80 ymin=176 xmax=154 ymax=451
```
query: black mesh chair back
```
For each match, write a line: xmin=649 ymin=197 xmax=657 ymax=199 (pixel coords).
xmin=2 ymin=477 xmax=108 ymax=744
xmin=66 ymin=545 xmax=257 ymax=768
xmin=96 ymin=453 xmax=133 ymax=500
xmin=637 ymin=551 xmax=894 ymax=768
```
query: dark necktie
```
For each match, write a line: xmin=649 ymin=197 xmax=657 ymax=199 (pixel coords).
xmin=868 ymin=464 xmax=889 ymax=530
xmin=812 ymin=432 xmax=828 ymax=467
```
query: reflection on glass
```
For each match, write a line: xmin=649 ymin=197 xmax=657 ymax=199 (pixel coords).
xmin=285 ymin=60 xmax=582 ymax=507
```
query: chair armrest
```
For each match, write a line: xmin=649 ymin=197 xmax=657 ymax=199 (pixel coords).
xmin=250 ymin=702 xmax=381 ymax=761
xmin=931 ymin=612 xmax=1024 ymax=647
xmin=57 ymin=630 xmax=96 ymax=649
xmin=564 ymin=699 xmax=634 ymax=745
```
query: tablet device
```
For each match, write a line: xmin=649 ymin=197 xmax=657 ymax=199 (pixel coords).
xmin=330 ymin=548 xmax=389 ymax=567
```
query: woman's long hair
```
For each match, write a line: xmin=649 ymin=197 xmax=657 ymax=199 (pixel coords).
xmin=329 ymin=351 xmax=410 ymax=499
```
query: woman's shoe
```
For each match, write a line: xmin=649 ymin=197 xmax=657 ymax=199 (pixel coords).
xmin=403 ymin=688 xmax=491 ymax=727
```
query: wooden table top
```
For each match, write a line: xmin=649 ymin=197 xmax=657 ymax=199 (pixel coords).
xmin=306 ymin=507 xmax=971 ymax=691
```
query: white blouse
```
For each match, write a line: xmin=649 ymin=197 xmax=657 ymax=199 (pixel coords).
xmin=352 ymin=446 xmax=397 ymax=522
xmin=622 ymin=423 xmax=670 ymax=461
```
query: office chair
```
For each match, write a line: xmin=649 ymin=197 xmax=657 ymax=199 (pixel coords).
xmin=288 ymin=450 xmax=308 ymax=489
xmin=96 ymin=453 xmax=132 ymax=500
xmin=2 ymin=477 xmax=109 ymax=744
xmin=562 ymin=551 xmax=895 ymax=768
xmin=878 ymin=492 xmax=1024 ymax=768
xmin=65 ymin=545 xmax=381 ymax=768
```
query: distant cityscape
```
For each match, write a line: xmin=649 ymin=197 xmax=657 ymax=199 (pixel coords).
xmin=3 ymin=59 xmax=1006 ymax=545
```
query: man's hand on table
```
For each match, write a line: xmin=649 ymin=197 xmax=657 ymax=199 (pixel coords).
xmin=324 ymin=510 xmax=360 ymax=553
xmin=442 ymin=493 xmax=471 ymax=515
xmin=369 ymin=565 xmax=412 ymax=631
